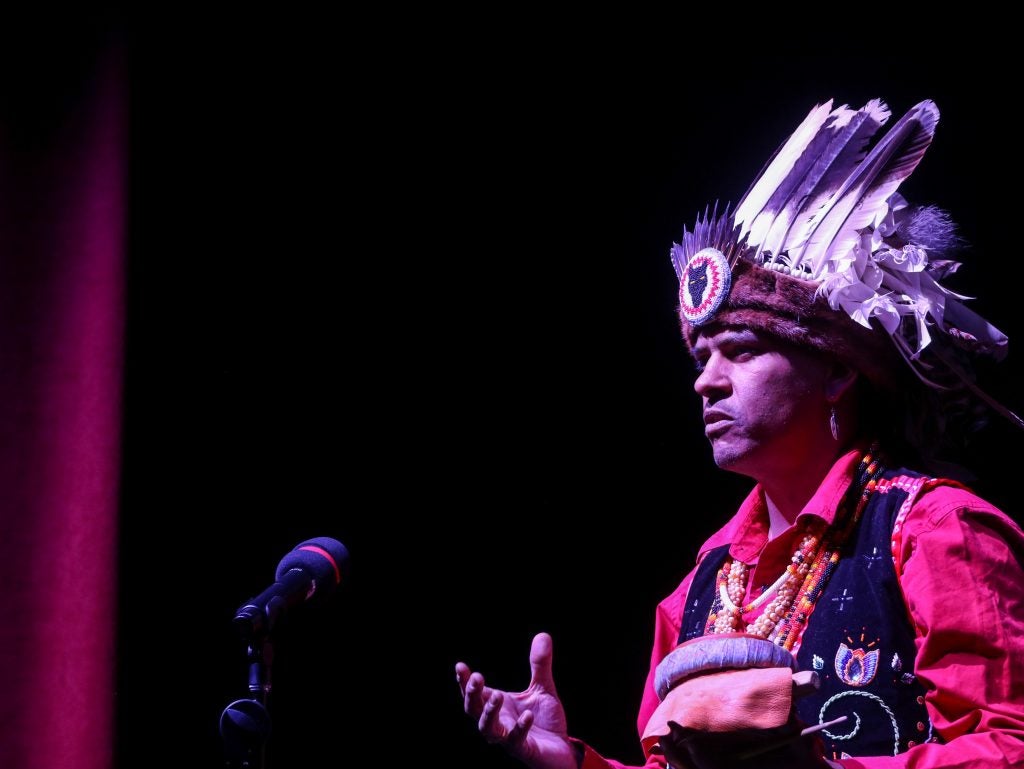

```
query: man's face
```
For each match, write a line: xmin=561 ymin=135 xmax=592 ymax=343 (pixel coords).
xmin=691 ymin=325 xmax=832 ymax=482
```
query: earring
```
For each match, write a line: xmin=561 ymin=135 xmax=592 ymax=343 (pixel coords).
xmin=829 ymin=406 xmax=839 ymax=441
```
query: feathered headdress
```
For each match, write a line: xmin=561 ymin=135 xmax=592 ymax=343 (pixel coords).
xmin=672 ymin=98 xmax=1022 ymax=430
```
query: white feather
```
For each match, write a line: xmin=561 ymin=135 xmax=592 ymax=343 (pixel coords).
xmin=770 ymin=100 xmax=891 ymax=263
xmin=794 ymin=101 xmax=940 ymax=278
xmin=732 ymin=101 xmax=835 ymax=245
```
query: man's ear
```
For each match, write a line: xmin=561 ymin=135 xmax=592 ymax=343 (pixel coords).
xmin=824 ymin=361 xmax=858 ymax=403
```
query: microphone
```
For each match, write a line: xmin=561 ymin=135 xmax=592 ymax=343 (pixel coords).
xmin=233 ymin=537 xmax=350 ymax=636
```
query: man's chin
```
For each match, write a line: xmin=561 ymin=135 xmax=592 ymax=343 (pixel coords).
xmin=710 ymin=439 xmax=748 ymax=471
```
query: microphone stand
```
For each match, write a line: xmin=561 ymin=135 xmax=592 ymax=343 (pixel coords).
xmin=220 ymin=609 xmax=276 ymax=768
xmin=218 ymin=540 xmax=349 ymax=767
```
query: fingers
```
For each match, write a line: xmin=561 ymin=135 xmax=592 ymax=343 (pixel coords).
xmin=529 ymin=632 xmax=557 ymax=693
xmin=455 ymin=662 xmax=470 ymax=697
xmin=478 ymin=690 xmax=504 ymax=739
xmin=508 ymin=709 xmax=534 ymax=747
xmin=479 ymin=691 xmax=535 ymax=750
xmin=457 ymin=664 xmax=496 ymax=717
xmin=463 ymin=671 xmax=488 ymax=718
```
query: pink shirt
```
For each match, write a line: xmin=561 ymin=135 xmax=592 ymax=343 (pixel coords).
xmin=580 ymin=448 xmax=1024 ymax=768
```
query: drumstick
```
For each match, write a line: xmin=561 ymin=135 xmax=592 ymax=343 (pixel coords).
xmin=734 ymin=715 xmax=848 ymax=760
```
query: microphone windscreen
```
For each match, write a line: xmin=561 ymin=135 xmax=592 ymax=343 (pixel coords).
xmin=275 ymin=537 xmax=350 ymax=588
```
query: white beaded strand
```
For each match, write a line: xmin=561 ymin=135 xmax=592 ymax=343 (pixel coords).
xmin=715 ymin=532 xmax=819 ymax=640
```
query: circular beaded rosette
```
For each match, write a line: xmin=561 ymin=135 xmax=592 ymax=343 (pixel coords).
xmin=679 ymin=247 xmax=731 ymax=326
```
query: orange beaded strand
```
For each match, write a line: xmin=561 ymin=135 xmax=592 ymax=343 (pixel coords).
xmin=774 ymin=456 xmax=882 ymax=651
xmin=708 ymin=445 xmax=884 ymax=650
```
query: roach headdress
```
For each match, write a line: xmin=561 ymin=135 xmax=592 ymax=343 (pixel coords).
xmin=672 ymin=99 xmax=1021 ymax=428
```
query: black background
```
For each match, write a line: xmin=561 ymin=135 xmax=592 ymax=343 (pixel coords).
xmin=11 ymin=17 xmax=1022 ymax=769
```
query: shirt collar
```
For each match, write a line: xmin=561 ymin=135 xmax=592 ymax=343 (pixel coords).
xmin=697 ymin=445 xmax=868 ymax=565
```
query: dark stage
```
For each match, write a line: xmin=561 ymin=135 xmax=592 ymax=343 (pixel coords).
xmin=93 ymin=24 xmax=1024 ymax=768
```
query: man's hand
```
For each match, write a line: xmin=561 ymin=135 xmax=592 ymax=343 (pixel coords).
xmin=658 ymin=719 xmax=830 ymax=769
xmin=456 ymin=632 xmax=579 ymax=769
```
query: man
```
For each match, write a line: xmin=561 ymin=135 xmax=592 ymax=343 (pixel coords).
xmin=456 ymin=98 xmax=1024 ymax=768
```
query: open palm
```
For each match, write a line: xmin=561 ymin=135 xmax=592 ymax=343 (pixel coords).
xmin=456 ymin=633 xmax=578 ymax=769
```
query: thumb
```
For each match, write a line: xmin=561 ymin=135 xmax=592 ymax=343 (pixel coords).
xmin=528 ymin=632 xmax=557 ymax=693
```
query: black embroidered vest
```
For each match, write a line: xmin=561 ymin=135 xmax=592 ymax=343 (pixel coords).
xmin=679 ymin=469 xmax=935 ymax=760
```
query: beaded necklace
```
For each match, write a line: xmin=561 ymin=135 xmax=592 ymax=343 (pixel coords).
xmin=708 ymin=444 xmax=884 ymax=650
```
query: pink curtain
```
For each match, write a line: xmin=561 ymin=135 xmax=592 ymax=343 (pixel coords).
xmin=0 ymin=44 xmax=125 ymax=769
